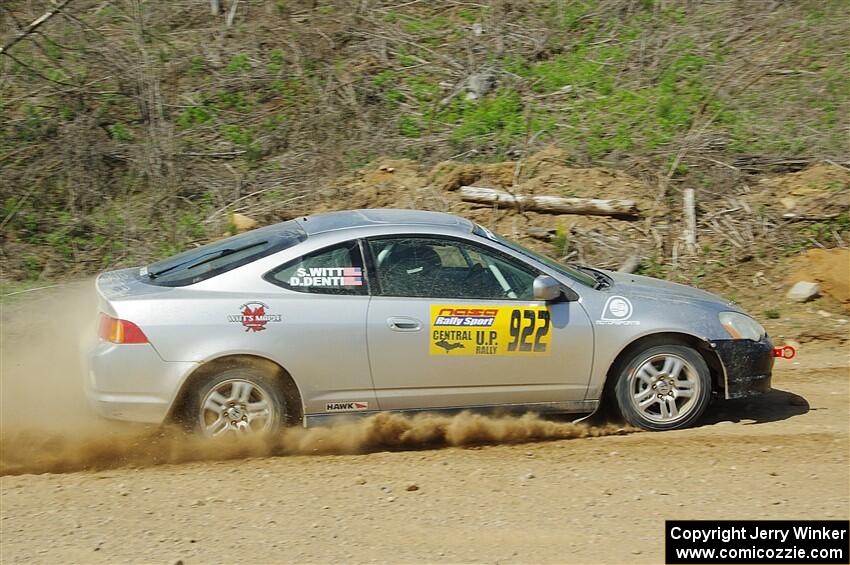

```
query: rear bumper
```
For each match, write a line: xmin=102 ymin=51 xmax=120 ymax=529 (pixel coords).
xmin=85 ymin=340 xmax=197 ymax=424
xmin=711 ymin=337 xmax=774 ymax=399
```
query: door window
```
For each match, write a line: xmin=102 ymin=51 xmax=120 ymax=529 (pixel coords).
xmin=368 ymin=237 xmax=537 ymax=299
xmin=266 ymin=240 xmax=367 ymax=295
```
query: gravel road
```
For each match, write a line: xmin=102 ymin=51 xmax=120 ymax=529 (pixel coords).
xmin=1 ymin=343 xmax=847 ymax=564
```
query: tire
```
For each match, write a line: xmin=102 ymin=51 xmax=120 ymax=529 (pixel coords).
xmin=184 ymin=367 xmax=285 ymax=438
xmin=614 ymin=344 xmax=711 ymax=431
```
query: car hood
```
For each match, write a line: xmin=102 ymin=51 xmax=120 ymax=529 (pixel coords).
xmin=603 ymin=270 xmax=736 ymax=308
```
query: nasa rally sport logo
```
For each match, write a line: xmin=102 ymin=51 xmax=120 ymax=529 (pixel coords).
xmin=433 ymin=307 xmax=498 ymax=327
xmin=596 ymin=296 xmax=640 ymax=326
xmin=228 ymin=301 xmax=282 ymax=332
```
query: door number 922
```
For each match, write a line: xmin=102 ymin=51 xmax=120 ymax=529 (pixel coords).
xmin=507 ymin=309 xmax=551 ymax=353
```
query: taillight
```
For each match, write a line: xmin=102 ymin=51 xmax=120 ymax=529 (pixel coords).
xmin=98 ymin=313 xmax=148 ymax=344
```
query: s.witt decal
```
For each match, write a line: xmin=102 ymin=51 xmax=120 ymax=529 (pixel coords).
xmin=228 ymin=301 xmax=282 ymax=332
xmin=289 ymin=267 xmax=363 ymax=287
xmin=595 ymin=296 xmax=640 ymax=326
xmin=325 ymin=401 xmax=369 ymax=412
xmin=429 ymin=305 xmax=551 ymax=356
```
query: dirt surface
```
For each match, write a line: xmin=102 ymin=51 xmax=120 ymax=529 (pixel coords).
xmin=0 ymin=286 xmax=850 ymax=564
xmin=788 ymin=248 xmax=850 ymax=311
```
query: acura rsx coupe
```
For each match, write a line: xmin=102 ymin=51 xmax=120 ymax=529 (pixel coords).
xmin=88 ymin=209 xmax=774 ymax=436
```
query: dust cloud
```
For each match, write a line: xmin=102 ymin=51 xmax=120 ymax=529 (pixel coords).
xmin=1 ymin=280 xmax=109 ymax=433
xmin=1 ymin=413 xmax=634 ymax=476
xmin=1 ymin=284 xmax=632 ymax=476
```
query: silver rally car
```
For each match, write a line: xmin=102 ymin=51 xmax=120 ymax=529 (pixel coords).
xmin=89 ymin=209 xmax=774 ymax=435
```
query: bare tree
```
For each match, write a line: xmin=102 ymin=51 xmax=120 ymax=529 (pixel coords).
xmin=0 ymin=0 xmax=76 ymax=55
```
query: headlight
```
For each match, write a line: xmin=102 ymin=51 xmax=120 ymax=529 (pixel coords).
xmin=719 ymin=312 xmax=766 ymax=341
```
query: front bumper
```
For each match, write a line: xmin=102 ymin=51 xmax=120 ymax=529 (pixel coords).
xmin=711 ymin=337 xmax=774 ymax=399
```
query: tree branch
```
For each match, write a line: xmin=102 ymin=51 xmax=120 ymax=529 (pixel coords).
xmin=0 ymin=0 xmax=77 ymax=56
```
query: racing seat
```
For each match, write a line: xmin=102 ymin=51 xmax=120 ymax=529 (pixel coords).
xmin=463 ymin=262 xmax=506 ymax=299
xmin=379 ymin=244 xmax=443 ymax=296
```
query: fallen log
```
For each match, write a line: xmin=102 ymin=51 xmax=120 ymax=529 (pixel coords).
xmin=460 ymin=186 xmax=639 ymax=218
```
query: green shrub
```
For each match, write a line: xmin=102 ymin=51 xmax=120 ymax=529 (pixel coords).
xmin=227 ymin=53 xmax=251 ymax=73
xmin=399 ymin=116 xmax=421 ymax=138
xmin=108 ymin=123 xmax=133 ymax=141
xmin=452 ymin=92 xmax=529 ymax=143
xmin=764 ymin=308 xmax=781 ymax=320
xmin=177 ymin=106 xmax=213 ymax=128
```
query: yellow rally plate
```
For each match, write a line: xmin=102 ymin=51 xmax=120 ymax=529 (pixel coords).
xmin=429 ymin=305 xmax=551 ymax=356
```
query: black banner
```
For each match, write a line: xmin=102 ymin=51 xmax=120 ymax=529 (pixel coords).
xmin=666 ymin=520 xmax=849 ymax=564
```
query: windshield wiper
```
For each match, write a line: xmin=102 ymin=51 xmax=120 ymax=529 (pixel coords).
xmin=570 ymin=264 xmax=611 ymax=290
xmin=147 ymin=243 xmax=264 ymax=280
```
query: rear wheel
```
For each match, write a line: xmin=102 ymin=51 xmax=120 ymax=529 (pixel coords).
xmin=186 ymin=368 xmax=284 ymax=438
xmin=614 ymin=344 xmax=711 ymax=431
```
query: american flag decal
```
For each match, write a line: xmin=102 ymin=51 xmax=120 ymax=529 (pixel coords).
xmin=342 ymin=267 xmax=363 ymax=286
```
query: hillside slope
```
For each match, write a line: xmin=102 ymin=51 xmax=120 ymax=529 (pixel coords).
xmin=1 ymin=0 xmax=848 ymax=285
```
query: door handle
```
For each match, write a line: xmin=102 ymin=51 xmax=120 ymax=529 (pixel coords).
xmin=387 ymin=317 xmax=422 ymax=332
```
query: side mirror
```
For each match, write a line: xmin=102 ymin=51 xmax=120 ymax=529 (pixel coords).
xmin=533 ymin=275 xmax=563 ymax=302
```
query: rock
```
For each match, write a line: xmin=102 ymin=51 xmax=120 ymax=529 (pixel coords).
xmin=354 ymin=476 xmax=366 ymax=485
xmin=231 ymin=213 xmax=257 ymax=232
xmin=386 ymin=496 xmax=396 ymax=503
xmin=817 ymin=310 xmax=832 ymax=317
xmin=786 ymin=281 xmax=820 ymax=302
xmin=522 ymin=472 xmax=535 ymax=480
xmin=405 ymin=484 xmax=419 ymax=492
xmin=467 ymin=72 xmax=496 ymax=99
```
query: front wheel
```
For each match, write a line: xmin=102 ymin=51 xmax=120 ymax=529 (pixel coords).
xmin=614 ymin=344 xmax=711 ymax=431
xmin=185 ymin=368 xmax=285 ymax=438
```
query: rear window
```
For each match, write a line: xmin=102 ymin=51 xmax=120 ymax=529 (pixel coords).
xmin=141 ymin=221 xmax=306 ymax=286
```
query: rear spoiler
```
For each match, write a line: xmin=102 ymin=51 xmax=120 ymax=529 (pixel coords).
xmin=95 ymin=267 xmax=168 ymax=302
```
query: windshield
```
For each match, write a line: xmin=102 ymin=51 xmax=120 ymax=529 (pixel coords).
xmin=472 ymin=224 xmax=597 ymax=288
xmin=142 ymin=221 xmax=306 ymax=286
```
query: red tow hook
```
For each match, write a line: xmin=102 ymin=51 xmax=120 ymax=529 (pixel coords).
xmin=772 ymin=345 xmax=796 ymax=359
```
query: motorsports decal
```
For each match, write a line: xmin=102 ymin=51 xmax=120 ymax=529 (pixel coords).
xmin=595 ymin=295 xmax=639 ymax=326
xmin=228 ymin=301 xmax=282 ymax=332
xmin=289 ymin=267 xmax=363 ymax=287
xmin=325 ymin=401 xmax=369 ymax=412
xmin=429 ymin=305 xmax=551 ymax=356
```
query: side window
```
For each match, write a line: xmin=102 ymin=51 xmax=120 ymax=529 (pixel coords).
xmin=266 ymin=240 xmax=367 ymax=295
xmin=368 ymin=237 xmax=538 ymax=300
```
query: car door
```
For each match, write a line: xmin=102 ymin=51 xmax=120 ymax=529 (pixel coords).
xmin=364 ymin=235 xmax=593 ymax=411
xmin=264 ymin=239 xmax=377 ymax=416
